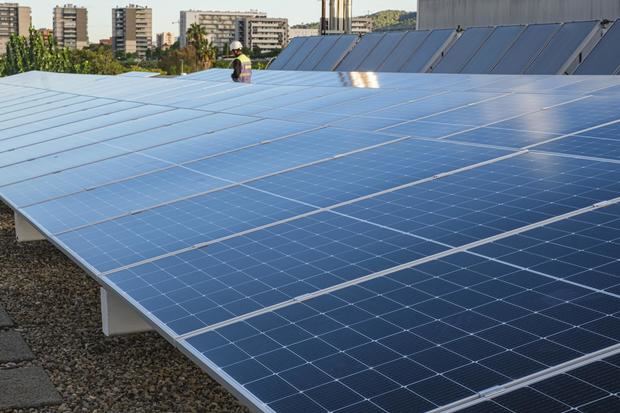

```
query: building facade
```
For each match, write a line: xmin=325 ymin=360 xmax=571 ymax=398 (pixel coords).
xmin=418 ymin=0 xmax=620 ymax=29
xmin=0 ymin=3 xmax=31 ymax=54
xmin=289 ymin=28 xmax=319 ymax=39
xmin=156 ymin=31 xmax=174 ymax=49
xmin=53 ymin=4 xmax=88 ymax=50
xmin=352 ymin=17 xmax=373 ymax=35
xmin=179 ymin=10 xmax=266 ymax=52
xmin=237 ymin=17 xmax=288 ymax=53
xmin=112 ymin=4 xmax=152 ymax=57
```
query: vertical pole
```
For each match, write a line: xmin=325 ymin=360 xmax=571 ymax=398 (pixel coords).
xmin=321 ymin=0 xmax=327 ymax=35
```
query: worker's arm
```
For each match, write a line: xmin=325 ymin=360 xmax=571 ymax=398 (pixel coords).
xmin=231 ymin=59 xmax=241 ymax=82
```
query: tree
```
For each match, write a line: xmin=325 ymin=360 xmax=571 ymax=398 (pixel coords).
xmin=2 ymin=27 xmax=73 ymax=76
xmin=186 ymin=23 xmax=217 ymax=69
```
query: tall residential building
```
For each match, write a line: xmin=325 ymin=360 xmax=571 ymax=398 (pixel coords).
xmin=156 ymin=31 xmax=174 ymax=49
xmin=112 ymin=4 xmax=152 ymax=57
xmin=237 ymin=17 xmax=288 ymax=53
xmin=0 ymin=3 xmax=31 ymax=54
xmin=179 ymin=10 xmax=266 ymax=51
xmin=53 ymin=4 xmax=88 ymax=50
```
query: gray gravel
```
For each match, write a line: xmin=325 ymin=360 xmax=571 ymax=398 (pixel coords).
xmin=0 ymin=202 xmax=249 ymax=413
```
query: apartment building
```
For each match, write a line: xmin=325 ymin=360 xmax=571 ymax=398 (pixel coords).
xmin=53 ymin=4 xmax=88 ymax=49
xmin=0 ymin=3 xmax=30 ymax=54
xmin=352 ymin=17 xmax=373 ymax=35
xmin=289 ymin=28 xmax=319 ymax=39
xmin=156 ymin=31 xmax=174 ymax=49
xmin=237 ymin=17 xmax=288 ymax=53
xmin=179 ymin=10 xmax=266 ymax=51
xmin=112 ymin=4 xmax=152 ymax=57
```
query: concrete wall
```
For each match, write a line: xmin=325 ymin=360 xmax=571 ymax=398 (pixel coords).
xmin=418 ymin=0 xmax=620 ymax=29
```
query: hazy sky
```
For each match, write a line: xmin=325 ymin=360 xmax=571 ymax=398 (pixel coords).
xmin=26 ymin=1 xmax=417 ymax=41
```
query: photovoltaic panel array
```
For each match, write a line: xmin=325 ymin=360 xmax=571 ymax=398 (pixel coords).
xmin=575 ymin=20 xmax=620 ymax=75
xmin=0 ymin=70 xmax=620 ymax=413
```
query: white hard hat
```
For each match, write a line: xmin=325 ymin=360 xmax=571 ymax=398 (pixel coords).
xmin=230 ymin=40 xmax=243 ymax=51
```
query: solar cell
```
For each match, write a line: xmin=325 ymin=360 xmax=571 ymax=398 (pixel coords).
xmin=461 ymin=25 xmax=525 ymax=74
xmin=575 ymin=20 xmax=620 ymax=75
xmin=268 ymin=37 xmax=308 ymax=70
xmin=526 ymin=21 xmax=599 ymax=75
xmin=400 ymin=29 xmax=456 ymax=73
xmin=492 ymin=23 xmax=561 ymax=74
xmin=336 ymin=153 xmax=620 ymax=247
xmin=356 ymin=32 xmax=407 ymax=72
xmin=473 ymin=204 xmax=620 ymax=294
xmin=183 ymin=252 xmax=620 ymax=412
xmin=433 ymin=27 xmax=494 ymax=73
xmin=337 ymin=33 xmax=386 ymax=72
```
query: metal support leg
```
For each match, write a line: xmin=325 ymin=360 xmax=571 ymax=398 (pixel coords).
xmin=100 ymin=288 xmax=153 ymax=336
xmin=14 ymin=212 xmax=45 ymax=242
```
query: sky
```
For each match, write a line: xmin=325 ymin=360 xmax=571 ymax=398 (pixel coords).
xmin=26 ymin=1 xmax=417 ymax=42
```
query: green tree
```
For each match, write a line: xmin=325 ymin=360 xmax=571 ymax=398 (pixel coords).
xmin=186 ymin=23 xmax=217 ymax=69
xmin=2 ymin=27 xmax=73 ymax=76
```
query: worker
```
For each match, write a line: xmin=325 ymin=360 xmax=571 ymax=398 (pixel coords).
xmin=230 ymin=41 xmax=252 ymax=83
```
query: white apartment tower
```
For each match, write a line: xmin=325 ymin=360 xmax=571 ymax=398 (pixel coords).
xmin=53 ymin=4 xmax=88 ymax=50
xmin=112 ymin=4 xmax=152 ymax=57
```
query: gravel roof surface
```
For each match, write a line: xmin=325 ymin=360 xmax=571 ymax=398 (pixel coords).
xmin=0 ymin=202 xmax=249 ymax=413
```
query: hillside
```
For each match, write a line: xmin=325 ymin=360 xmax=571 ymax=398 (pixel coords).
xmin=292 ymin=9 xmax=416 ymax=31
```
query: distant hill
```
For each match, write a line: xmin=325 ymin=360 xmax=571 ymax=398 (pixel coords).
xmin=292 ymin=10 xmax=416 ymax=31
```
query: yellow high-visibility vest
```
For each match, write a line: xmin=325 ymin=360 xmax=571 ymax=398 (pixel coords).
xmin=235 ymin=54 xmax=252 ymax=83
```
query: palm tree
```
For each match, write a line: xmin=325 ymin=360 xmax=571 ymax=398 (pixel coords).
xmin=186 ymin=23 xmax=217 ymax=69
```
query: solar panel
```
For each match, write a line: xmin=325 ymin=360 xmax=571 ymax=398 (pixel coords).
xmin=400 ymin=29 xmax=456 ymax=73
xmin=268 ymin=37 xmax=308 ymax=70
xmin=296 ymin=36 xmax=342 ymax=71
xmin=0 ymin=71 xmax=619 ymax=413
xmin=526 ymin=21 xmax=599 ymax=74
xmin=433 ymin=27 xmax=494 ymax=73
xmin=377 ymin=31 xmax=430 ymax=72
xmin=492 ymin=23 xmax=561 ymax=74
xmin=336 ymin=33 xmax=385 ymax=72
xmin=575 ymin=20 xmax=620 ymax=75
xmin=313 ymin=35 xmax=358 ymax=71
xmin=281 ymin=37 xmax=324 ymax=71
xmin=458 ymin=354 xmax=620 ymax=412
xmin=461 ymin=25 xmax=525 ymax=74
xmin=356 ymin=32 xmax=407 ymax=72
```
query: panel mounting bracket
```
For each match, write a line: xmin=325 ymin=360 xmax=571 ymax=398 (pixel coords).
xmin=14 ymin=211 xmax=45 ymax=242
xmin=100 ymin=288 xmax=153 ymax=336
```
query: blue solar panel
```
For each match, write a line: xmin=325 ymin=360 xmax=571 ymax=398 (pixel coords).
xmin=1 ymin=71 xmax=619 ymax=413
xmin=377 ymin=31 xmax=430 ymax=72
xmin=268 ymin=37 xmax=309 ymax=70
xmin=492 ymin=23 xmax=561 ymax=74
xmin=473 ymin=204 xmax=620 ymax=294
xmin=282 ymin=37 xmax=324 ymax=71
xmin=313 ymin=35 xmax=358 ymax=71
xmin=526 ymin=21 xmax=599 ymax=75
xmin=356 ymin=32 xmax=407 ymax=72
xmin=400 ymin=29 xmax=455 ymax=73
xmin=247 ymin=140 xmax=509 ymax=208
xmin=576 ymin=20 xmax=620 ymax=75
xmin=461 ymin=25 xmax=525 ymax=74
xmin=183 ymin=251 xmax=619 ymax=412
xmin=337 ymin=152 xmax=620 ymax=245
xmin=107 ymin=212 xmax=447 ymax=335
xmin=433 ymin=27 xmax=494 ymax=74
xmin=460 ymin=355 xmax=620 ymax=413
xmin=337 ymin=33 xmax=386 ymax=72
xmin=297 ymin=36 xmax=341 ymax=71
